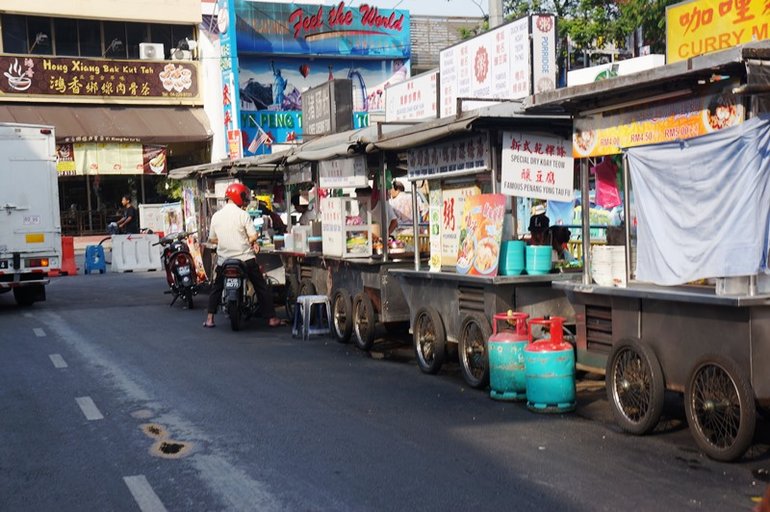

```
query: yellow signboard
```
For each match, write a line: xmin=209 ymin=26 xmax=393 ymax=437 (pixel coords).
xmin=573 ymin=92 xmax=744 ymax=158
xmin=666 ymin=0 xmax=770 ymax=63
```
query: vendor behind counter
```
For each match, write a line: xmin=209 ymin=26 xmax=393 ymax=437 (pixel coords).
xmin=355 ymin=186 xmax=397 ymax=241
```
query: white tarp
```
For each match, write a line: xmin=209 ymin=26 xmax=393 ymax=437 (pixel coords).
xmin=627 ymin=114 xmax=770 ymax=285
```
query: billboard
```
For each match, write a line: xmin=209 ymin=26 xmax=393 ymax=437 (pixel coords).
xmin=666 ymin=0 xmax=770 ymax=63
xmin=385 ymin=69 xmax=439 ymax=122
xmin=235 ymin=0 xmax=410 ymax=58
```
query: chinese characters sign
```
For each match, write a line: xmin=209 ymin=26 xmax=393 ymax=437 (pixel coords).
xmin=666 ymin=0 xmax=770 ymax=63
xmin=0 ymin=55 xmax=199 ymax=102
xmin=318 ymin=155 xmax=368 ymax=188
xmin=385 ymin=69 xmax=438 ymax=122
xmin=56 ymin=143 xmax=166 ymax=175
xmin=572 ymin=92 xmax=745 ymax=158
xmin=501 ymin=131 xmax=574 ymax=202
xmin=407 ymin=134 xmax=491 ymax=179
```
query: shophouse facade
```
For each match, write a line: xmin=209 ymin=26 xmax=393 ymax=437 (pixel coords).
xmin=0 ymin=0 xmax=213 ymax=234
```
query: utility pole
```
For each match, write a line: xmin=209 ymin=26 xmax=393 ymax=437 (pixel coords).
xmin=489 ymin=0 xmax=504 ymax=28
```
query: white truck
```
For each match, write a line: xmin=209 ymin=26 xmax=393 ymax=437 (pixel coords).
xmin=0 ymin=123 xmax=61 ymax=306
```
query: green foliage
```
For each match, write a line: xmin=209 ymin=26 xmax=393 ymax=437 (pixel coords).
xmin=155 ymin=177 xmax=183 ymax=201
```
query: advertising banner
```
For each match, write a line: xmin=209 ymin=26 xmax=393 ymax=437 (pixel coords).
xmin=0 ymin=55 xmax=199 ymax=102
xmin=440 ymin=184 xmax=480 ymax=267
xmin=666 ymin=0 xmax=770 ymax=63
xmin=56 ymin=144 xmax=76 ymax=176
xmin=74 ymin=142 xmax=144 ymax=175
xmin=501 ymin=131 xmax=573 ymax=202
xmin=219 ymin=0 xmax=242 ymax=159
xmin=428 ymin=186 xmax=442 ymax=272
xmin=573 ymin=91 xmax=745 ymax=158
xmin=143 ymin=145 xmax=168 ymax=175
xmin=385 ymin=69 xmax=439 ymax=122
xmin=235 ymin=0 xmax=410 ymax=58
xmin=456 ymin=194 xmax=506 ymax=276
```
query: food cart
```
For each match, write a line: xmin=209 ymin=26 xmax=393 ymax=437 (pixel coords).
xmin=369 ymin=102 xmax=580 ymax=389
xmin=525 ymin=42 xmax=770 ymax=461
xmin=272 ymin=125 xmax=423 ymax=349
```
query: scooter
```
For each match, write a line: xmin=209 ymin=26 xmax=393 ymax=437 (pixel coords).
xmin=155 ymin=231 xmax=199 ymax=309
xmin=220 ymin=257 xmax=263 ymax=331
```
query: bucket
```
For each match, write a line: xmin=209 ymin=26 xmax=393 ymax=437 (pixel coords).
xmin=524 ymin=317 xmax=576 ymax=413
xmin=609 ymin=246 xmax=627 ymax=287
xmin=500 ymin=240 xmax=525 ymax=276
xmin=525 ymin=245 xmax=552 ymax=276
xmin=591 ymin=245 xmax=614 ymax=286
xmin=488 ymin=311 xmax=529 ymax=401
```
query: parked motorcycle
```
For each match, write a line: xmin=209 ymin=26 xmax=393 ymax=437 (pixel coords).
xmin=220 ymin=258 xmax=265 ymax=331
xmin=155 ymin=231 xmax=199 ymax=309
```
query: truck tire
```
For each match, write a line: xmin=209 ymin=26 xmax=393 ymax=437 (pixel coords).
xmin=13 ymin=286 xmax=39 ymax=307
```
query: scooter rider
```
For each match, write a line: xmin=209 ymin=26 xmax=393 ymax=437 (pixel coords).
xmin=203 ymin=182 xmax=282 ymax=328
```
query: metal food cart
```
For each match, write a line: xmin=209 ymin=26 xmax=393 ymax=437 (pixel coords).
xmin=525 ymin=42 xmax=770 ymax=461
xmin=273 ymin=125 xmax=420 ymax=348
xmin=369 ymin=102 xmax=580 ymax=389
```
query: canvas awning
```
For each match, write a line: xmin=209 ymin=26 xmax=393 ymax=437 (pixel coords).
xmin=0 ymin=104 xmax=212 ymax=144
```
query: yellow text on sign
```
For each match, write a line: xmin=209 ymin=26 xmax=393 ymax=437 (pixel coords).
xmin=666 ymin=0 xmax=770 ymax=63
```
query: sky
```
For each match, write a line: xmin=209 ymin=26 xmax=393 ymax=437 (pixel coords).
xmin=266 ymin=0 xmax=490 ymax=18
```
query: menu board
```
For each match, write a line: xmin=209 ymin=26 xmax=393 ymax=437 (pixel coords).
xmin=501 ymin=131 xmax=573 ymax=202
xmin=428 ymin=186 xmax=442 ymax=272
xmin=456 ymin=194 xmax=506 ymax=276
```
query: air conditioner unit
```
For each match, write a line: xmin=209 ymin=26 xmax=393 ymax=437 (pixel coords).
xmin=139 ymin=43 xmax=164 ymax=60
xmin=171 ymin=49 xmax=192 ymax=61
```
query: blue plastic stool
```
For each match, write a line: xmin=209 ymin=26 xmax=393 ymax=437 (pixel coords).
xmin=292 ymin=295 xmax=332 ymax=340
xmin=84 ymin=245 xmax=107 ymax=274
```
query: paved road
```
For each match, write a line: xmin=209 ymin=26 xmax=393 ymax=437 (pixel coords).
xmin=0 ymin=271 xmax=768 ymax=511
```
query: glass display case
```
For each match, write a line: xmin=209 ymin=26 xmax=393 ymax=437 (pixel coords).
xmin=321 ymin=196 xmax=372 ymax=258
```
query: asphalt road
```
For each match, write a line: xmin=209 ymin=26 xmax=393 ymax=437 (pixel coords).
xmin=0 ymin=270 xmax=768 ymax=511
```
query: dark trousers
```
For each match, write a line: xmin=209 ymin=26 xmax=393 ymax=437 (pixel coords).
xmin=207 ymin=258 xmax=276 ymax=318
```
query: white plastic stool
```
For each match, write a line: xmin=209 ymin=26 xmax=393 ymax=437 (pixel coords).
xmin=292 ymin=295 xmax=332 ymax=340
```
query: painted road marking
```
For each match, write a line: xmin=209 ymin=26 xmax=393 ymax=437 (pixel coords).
xmin=124 ymin=475 xmax=168 ymax=512
xmin=49 ymin=354 xmax=68 ymax=368
xmin=33 ymin=328 xmax=46 ymax=337
xmin=75 ymin=396 xmax=104 ymax=420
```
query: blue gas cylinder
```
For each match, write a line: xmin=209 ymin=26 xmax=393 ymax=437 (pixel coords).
xmin=524 ymin=316 xmax=576 ymax=413
xmin=488 ymin=311 xmax=529 ymax=401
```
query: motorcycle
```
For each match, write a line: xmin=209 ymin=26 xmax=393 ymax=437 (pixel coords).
xmin=220 ymin=257 xmax=264 ymax=331
xmin=155 ymin=231 xmax=200 ymax=309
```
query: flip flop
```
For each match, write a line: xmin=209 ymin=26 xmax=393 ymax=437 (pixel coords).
xmin=268 ymin=318 xmax=288 ymax=327
xmin=202 ymin=322 xmax=216 ymax=328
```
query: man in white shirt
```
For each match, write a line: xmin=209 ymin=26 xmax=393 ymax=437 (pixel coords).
xmin=355 ymin=186 xmax=397 ymax=240
xmin=389 ymin=180 xmax=413 ymax=225
xmin=204 ymin=183 xmax=282 ymax=328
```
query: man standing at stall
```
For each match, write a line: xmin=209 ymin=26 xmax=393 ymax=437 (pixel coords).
xmin=356 ymin=186 xmax=397 ymax=240
xmin=203 ymin=183 xmax=282 ymax=329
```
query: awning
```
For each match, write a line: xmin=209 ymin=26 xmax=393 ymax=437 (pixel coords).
xmin=0 ymin=104 xmax=212 ymax=144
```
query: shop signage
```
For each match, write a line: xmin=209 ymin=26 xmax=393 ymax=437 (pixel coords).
xmin=439 ymin=14 xmax=556 ymax=117
xmin=407 ymin=134 xmax=490 ymax=179
xmin=666 ymin=0 xmax=769 ymax=63
xmin=236 ymin=1 xmax=410 ymax=59
xmin=456 ymin=194 xmax=506 ymax=276
xmin=0 ymin=55 xmax=199 ymax=102
xmin=385 ymin=69 xmax=439 ymax=122
xmin=57 ymin=143 xmax=166 ymax=175
xmin=318 ymin=155 xmax=367 ymax=188
xmin=302 ymin=79 xmax=354 ymax=138
xmin=440 ymin=184 xmax=480 ymax=267
xmin=501 ymin=131 xmax=574 ymax=202
xmin=573 ymin=91 xmax=745 ymax=158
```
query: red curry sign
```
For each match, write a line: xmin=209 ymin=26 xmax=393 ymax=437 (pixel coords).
xmin=0 ymin=55 xmax=199 ymax=102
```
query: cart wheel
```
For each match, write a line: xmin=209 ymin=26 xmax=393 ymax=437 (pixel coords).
xmin=352 ymin=293 xmax=376 ymax=351
xmin=684 ymin=355 xmax=756 ymax=462
xmin=606 ymin=338 xmax=665 ymax=435
xmin=299 ymin=278 xmax=316 ymax=296
xmin=413 ymin=307 xmax=446 ymax=375
xmin=458 ymin=312 xmax=491 ymax=389
xmin=331 ymin=289 xmax=353 ymax=344
xmin=285 ymin=274 xmax=300 ymax=320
